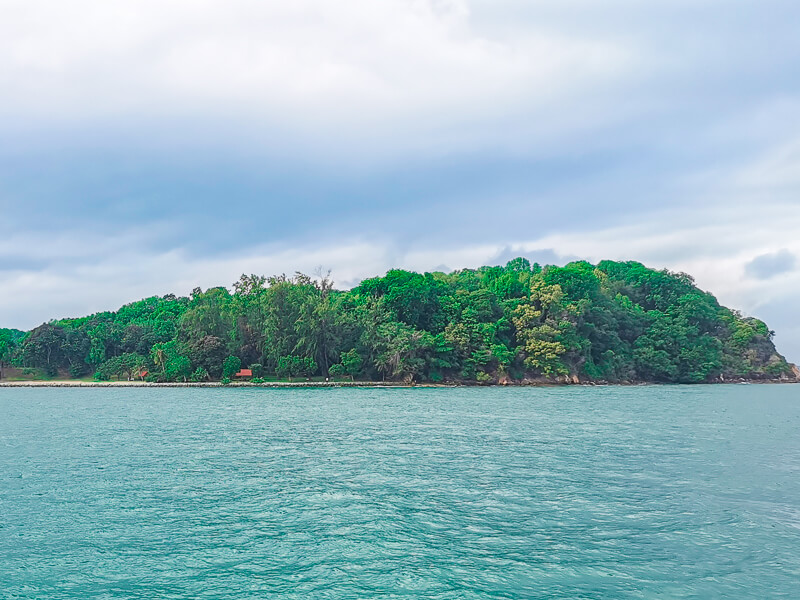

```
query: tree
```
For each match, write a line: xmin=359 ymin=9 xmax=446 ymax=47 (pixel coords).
xmin=513 ymin=278 xmax=570 ymax=376
xmin=276 ymin=355 xmax=300 ymax=379
xmin=300 ymin=357 xmax=317 ymax=377
xmin=189 ymin=335 xmax=227 ymax=378
xmin=357 ymin=270 xmax=445 ymax=332
xmin=373 ymin=322 xmax=434 ymax=382
xmin=180 ymin=287 xmax=234 ymax=343
xmin=63 ymin=329 xmax=91 ymax=377
xmin=222 ymin=356 xmax=242 ymax=379
xmin=190 ymin=367 xmax=209 ymax=382
xmin=276 ymin=355 xmax=317 ymax=379
xmin=340 ymin=349 xmax=363 ymax=380
xmin=150 ymin=341 xmax=192 ymax=382
xmin=0 ymin=329 xmax=26 ymax=379
xmin=95 ymin=353 xmax=149 ymax=381
xmin=17 ymin=324 xmax=67 ymax=376
xmin=328 ymin=349 xmax=362 ymax=380
xmin=0 ymin=329 xmax=24 ymax=379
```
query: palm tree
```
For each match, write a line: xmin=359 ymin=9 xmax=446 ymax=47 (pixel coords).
xmin=153 ymin=346 xmax=166 ymax=374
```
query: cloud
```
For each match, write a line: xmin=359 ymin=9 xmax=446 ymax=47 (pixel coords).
xmin=2 ymin=0 xmax=800 ymax=368
xmin=737 ymin=136 xmax=800 ymax=191
xmin=0 ymin=0 xmax=631 ymax=158
xmin=0 ymin=235 xmax=390 ymax=329
xmin=745 ymin=250 xmax=798 ymax=280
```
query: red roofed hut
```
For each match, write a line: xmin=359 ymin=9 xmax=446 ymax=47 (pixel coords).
xmin=235 ymin=369 xmax=252 ymax=378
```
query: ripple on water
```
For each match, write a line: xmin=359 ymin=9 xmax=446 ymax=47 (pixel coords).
xmin=1 ymin=385 xmax=800 ymax=598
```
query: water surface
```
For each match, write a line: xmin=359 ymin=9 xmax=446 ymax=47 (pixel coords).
xmin=1 ymin=385 xmax=799 ymax=598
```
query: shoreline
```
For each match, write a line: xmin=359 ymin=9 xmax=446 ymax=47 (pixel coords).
xmin=0 ymin=379 xmax=796 ymax=388
xmin=0 ymin=380 xmax=414 ymax=388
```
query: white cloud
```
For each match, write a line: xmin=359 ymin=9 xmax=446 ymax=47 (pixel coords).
xmin=737 ymin=137 xmax=800 ymax=190
xmin=0 ymin=233 xmax=387 ymax=329
xmin=0 ymin=0 xmax=631 ymax=156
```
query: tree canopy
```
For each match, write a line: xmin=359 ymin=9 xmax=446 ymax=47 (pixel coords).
xmin=3 ymin=260 xmax=793 ymax=384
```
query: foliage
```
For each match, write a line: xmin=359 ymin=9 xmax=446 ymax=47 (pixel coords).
xmin=276 ymin=355 xmax=317 ymax=379
xmin=5 ymin=260 xmax=793 ymax=383
xmin=222 ymin=356 xmax=242 ymax=379
xmin=329 ymin=349 xmax=362 ymax=380
xmin=0 ymin=328 xmax=25 ymax=378
xmin=189 ymin=335 xmax=227 ymax=379
xmin=190 ymin=367 xmax=209 ymax=382
xmin=151 ymin=340 xmax=192 ymax=382
xmin=95 ymin=352 xmax=149 ymax=381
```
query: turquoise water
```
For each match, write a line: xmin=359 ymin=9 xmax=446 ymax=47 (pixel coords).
xmin=1 ymin=386 xmax=800 ymax=598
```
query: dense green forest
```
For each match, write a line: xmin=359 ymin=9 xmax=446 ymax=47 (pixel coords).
xmin=0 ymin=259 xmax=794 ymax=384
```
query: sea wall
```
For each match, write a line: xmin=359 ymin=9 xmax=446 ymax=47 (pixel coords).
xmin=0 ymin=380 xmax=416 ymax=388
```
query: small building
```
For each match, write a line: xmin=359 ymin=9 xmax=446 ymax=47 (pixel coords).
xmin=235 ymin=369 xmax=252 ymax=378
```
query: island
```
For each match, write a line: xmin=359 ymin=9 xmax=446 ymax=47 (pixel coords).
xmin=1 ymin=259 xmax=796 ymax=386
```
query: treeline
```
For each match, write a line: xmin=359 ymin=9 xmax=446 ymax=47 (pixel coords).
xmin=1 ymin=259 xmax=793 ymax=384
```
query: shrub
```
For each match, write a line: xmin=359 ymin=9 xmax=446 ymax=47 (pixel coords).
xmin=222 ymin=356 xmax=241 ymax=379
xmin=190 ymin=367 xmax=209 ymax=382
xmin=340 ymin=349 xmax=362 ymax=379
xmin=276 ymin=355 xmax=316 ymax=379
xmin=69 ymin=363 xmax=88 ymax=379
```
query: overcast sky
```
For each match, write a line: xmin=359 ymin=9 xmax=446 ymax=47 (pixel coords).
xmin=1 ymin=0 xmax=799 ymax=362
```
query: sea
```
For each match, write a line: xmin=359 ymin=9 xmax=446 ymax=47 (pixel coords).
xmin=1 ymin=385 xmax=799 ymax=598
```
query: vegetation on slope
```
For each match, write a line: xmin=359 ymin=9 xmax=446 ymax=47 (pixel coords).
xmin=2 ymin=259 xmax=793 ymax=384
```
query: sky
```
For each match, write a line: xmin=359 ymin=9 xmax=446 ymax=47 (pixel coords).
xmin=1 ymin=0 xmax=799 ymax=362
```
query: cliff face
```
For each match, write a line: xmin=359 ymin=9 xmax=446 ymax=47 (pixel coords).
xmin=719 ymin=327 xmax=794 ymax=382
